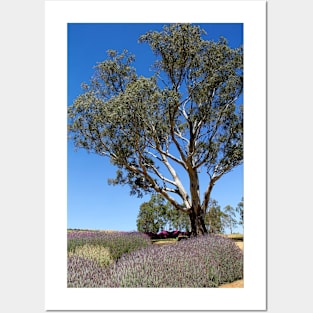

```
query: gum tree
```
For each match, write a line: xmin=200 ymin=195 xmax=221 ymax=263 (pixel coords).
xmin=136 ymin=194 xmax=169 ymax=233
xmin=236 ymin=197 xmax=244 ymax=228
xmin=223 ymin=205 xmax=238 ymax=234
xmin=136 ymin=194 xmax=191 ymax=233
xmin=68 ymin=24 xmax=243 ymax=237
xmin=205 ymin=199 xmax=225 ymax=234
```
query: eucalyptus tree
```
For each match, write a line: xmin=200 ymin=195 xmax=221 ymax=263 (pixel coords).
xmin=205 ymin=199 xmax=225 ymax=234
xmin=68 ymin=24 xmax=243 ymax=236
xmin=166 ymin=202 xmax=191 ymax=232
xmin=136 ymin=194 xmax=169 ymax=233
xmin=136 ymin=194 xmax=190 ymax=233
xmin=223 ymin=205 xmax=238 ymax=234
xmin=236 ymin=197 xmax=244 ymax=228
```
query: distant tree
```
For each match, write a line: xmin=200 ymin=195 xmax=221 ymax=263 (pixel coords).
xmin=166 ymin=204 xmax=191 ymax=232
xmin=205 ymin=199 xmax=225 ymax=234
xmin=236 ymin=197 xmax=244 ymax=228
xmin=68 ymin=23 xmax=243 ymax=236
xmin=137 ymin=194 xmax=190 ymax=232
xmin=223 ymin=205 xmax=238 ymax=234
xmin=136 ymin=194 xmax=169 ymax=233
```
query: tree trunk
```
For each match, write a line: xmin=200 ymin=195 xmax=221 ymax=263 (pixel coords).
xmin=186 ymin=164 xmax=208 ymax=237
xmin=189 ymin=207 xmax=208 ymax=237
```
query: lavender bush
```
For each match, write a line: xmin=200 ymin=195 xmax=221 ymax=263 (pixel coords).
xmin=68 ymin=231 xmax=151 ymax=261
xmin=68 ymin=244 xmax=113 ymax=267
xmin=68 ymin=255 xmax=107 ymax=288
xmin=68 ymin=234 xmax=243 ymax=288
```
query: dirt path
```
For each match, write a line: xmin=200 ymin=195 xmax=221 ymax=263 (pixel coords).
xmin=219 ymin=241 xmax=244 ymax=288
xmin=219 ymin=279 xmax=244 ymax=288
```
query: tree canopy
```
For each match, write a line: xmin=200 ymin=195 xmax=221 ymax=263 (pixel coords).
xmin=68 ymin=23 xmax=243 ymax=236
xmin=236 ymin=197 xmax=244 ymax=228
xmin=136 ymin=194 xmax=190 ymax=233
xmin=205 ymin=199 xmax=225 ymax=234
xmin=136 ymin=194 xmax=169 ymax=233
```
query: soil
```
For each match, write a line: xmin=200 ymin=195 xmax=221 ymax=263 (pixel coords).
xmin=219 ymin=279 xmax=244 ymax=288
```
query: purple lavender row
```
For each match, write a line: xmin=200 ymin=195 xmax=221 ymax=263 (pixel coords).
xmin=68 ymin=234 xmax=243 ymax=288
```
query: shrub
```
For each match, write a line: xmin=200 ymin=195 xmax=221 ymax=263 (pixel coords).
xmin=105 ymin=235 xmax=243 ymax=287
xmin=67 ymin=231 xmax=151 ymax=261
xmin=68 ymin=234 xmax=243 ymax=288
xmin=157 ymin=230 xmax=170 ymax=239
xmin=68 ymin=244 xmax=113 ymax=267
xmin=68 ymin=255 xmax=107 ymax=288
xmin=145 ymin=230 xmax=191 ymax=240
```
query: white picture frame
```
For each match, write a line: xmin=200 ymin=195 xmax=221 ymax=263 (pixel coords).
xmin=45 ymin=0 xmax=267 ymax=310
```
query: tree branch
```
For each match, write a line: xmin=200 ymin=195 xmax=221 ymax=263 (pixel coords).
xmin=158 ymin=151 xmax=191 ymax=209
xmin=149 ymin=163 xmax=177 ymax=188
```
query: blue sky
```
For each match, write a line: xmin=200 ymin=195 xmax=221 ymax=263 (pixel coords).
xmin=67 ymin=23 xmax=243 ymax=233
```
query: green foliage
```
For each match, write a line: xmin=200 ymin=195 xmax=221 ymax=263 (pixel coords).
xmin=136 ymin=194 xmax=169 ymax=233
xmin=205 ymin=199 xmax=243 ymax=234
xmin=68 ymin=23 xmax=243 ymax=236
xmin=236 ymin=197 xmax=244 ymax=227
xmin=67 ymin=231 xmax=151 ymax=261
xmin=136 ymin=194 xmax=190 ymax=232
xmin=223 ymin=205 xmax=238 ymax=234
xmin=205 ymin=199 xmax=225 ymax=234
xmin=68 ymin=244 xmax=113 ymax=267
xmin=165 ymin=203 xmax=190 ymax=231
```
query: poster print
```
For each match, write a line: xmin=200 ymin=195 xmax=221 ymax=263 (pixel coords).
xmin=45 ymin=1 xmax=267 ymax=310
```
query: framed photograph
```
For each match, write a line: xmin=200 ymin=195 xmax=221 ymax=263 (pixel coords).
xmin=45 ymin=0 xmax=267 ymax=310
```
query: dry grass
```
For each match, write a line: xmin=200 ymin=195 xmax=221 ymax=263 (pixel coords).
xmin=152 ymin=239 xmax=177 ymax=245
xmin=235 ymin=241 xmax=243 ymax=249
xmin=219 ymin=279 xmax=244 ymax=288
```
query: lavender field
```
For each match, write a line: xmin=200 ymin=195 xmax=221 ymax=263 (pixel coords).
xmin=67 ymin=230 xmax=243 ymax=288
